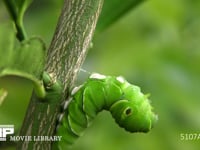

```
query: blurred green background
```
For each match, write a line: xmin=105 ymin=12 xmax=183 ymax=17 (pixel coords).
xmin=1 ymin=0 xmax=200 ymax=150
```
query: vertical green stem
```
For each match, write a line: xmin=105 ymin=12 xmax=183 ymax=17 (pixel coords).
xmin=3 ymin=0 xmax=27 ymax=41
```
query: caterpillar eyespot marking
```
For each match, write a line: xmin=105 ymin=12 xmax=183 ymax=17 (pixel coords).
xmin=125 ymin=107 xmax=132 ymax=116
xmin=55 ymin=74 xmax=157 ymax=149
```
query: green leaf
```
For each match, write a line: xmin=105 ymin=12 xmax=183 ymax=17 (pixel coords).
xmin=3 ymin=0 xmax=33 ymax=40
xmin=96 ymin=0 xmax=144 ymax=31
xmin=0 ymin=38 xmax=46 ymax=98
xmin=0 ymin=22 xmax=47 ymax=98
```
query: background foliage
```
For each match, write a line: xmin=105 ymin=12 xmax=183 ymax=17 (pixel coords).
xmin=1 ymin=0 xmax=200 ymax=150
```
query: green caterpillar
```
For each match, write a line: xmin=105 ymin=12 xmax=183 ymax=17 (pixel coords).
xmin=55 ymin=73 xmax=157 ymax=149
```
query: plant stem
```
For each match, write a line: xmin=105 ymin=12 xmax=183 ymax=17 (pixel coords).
xmin=17 ymin=0 xmax=103 ymax=149
xmin=3 ymin=0 xmax=27 ymax=41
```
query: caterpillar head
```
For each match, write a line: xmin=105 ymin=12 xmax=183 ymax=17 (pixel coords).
xmin=110 ymin=82 xmax=157 ymax=133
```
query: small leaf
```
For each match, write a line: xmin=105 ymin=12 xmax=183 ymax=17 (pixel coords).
xmin=3 ymin=0 xmax=33 ymax=40
xmin=0 ymin=22 xmax=47 ymax=98
xmin=1 ymin=37 xmax=46 ymax=98
xmin=96 ymin=0 xmax=144 ymax=31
